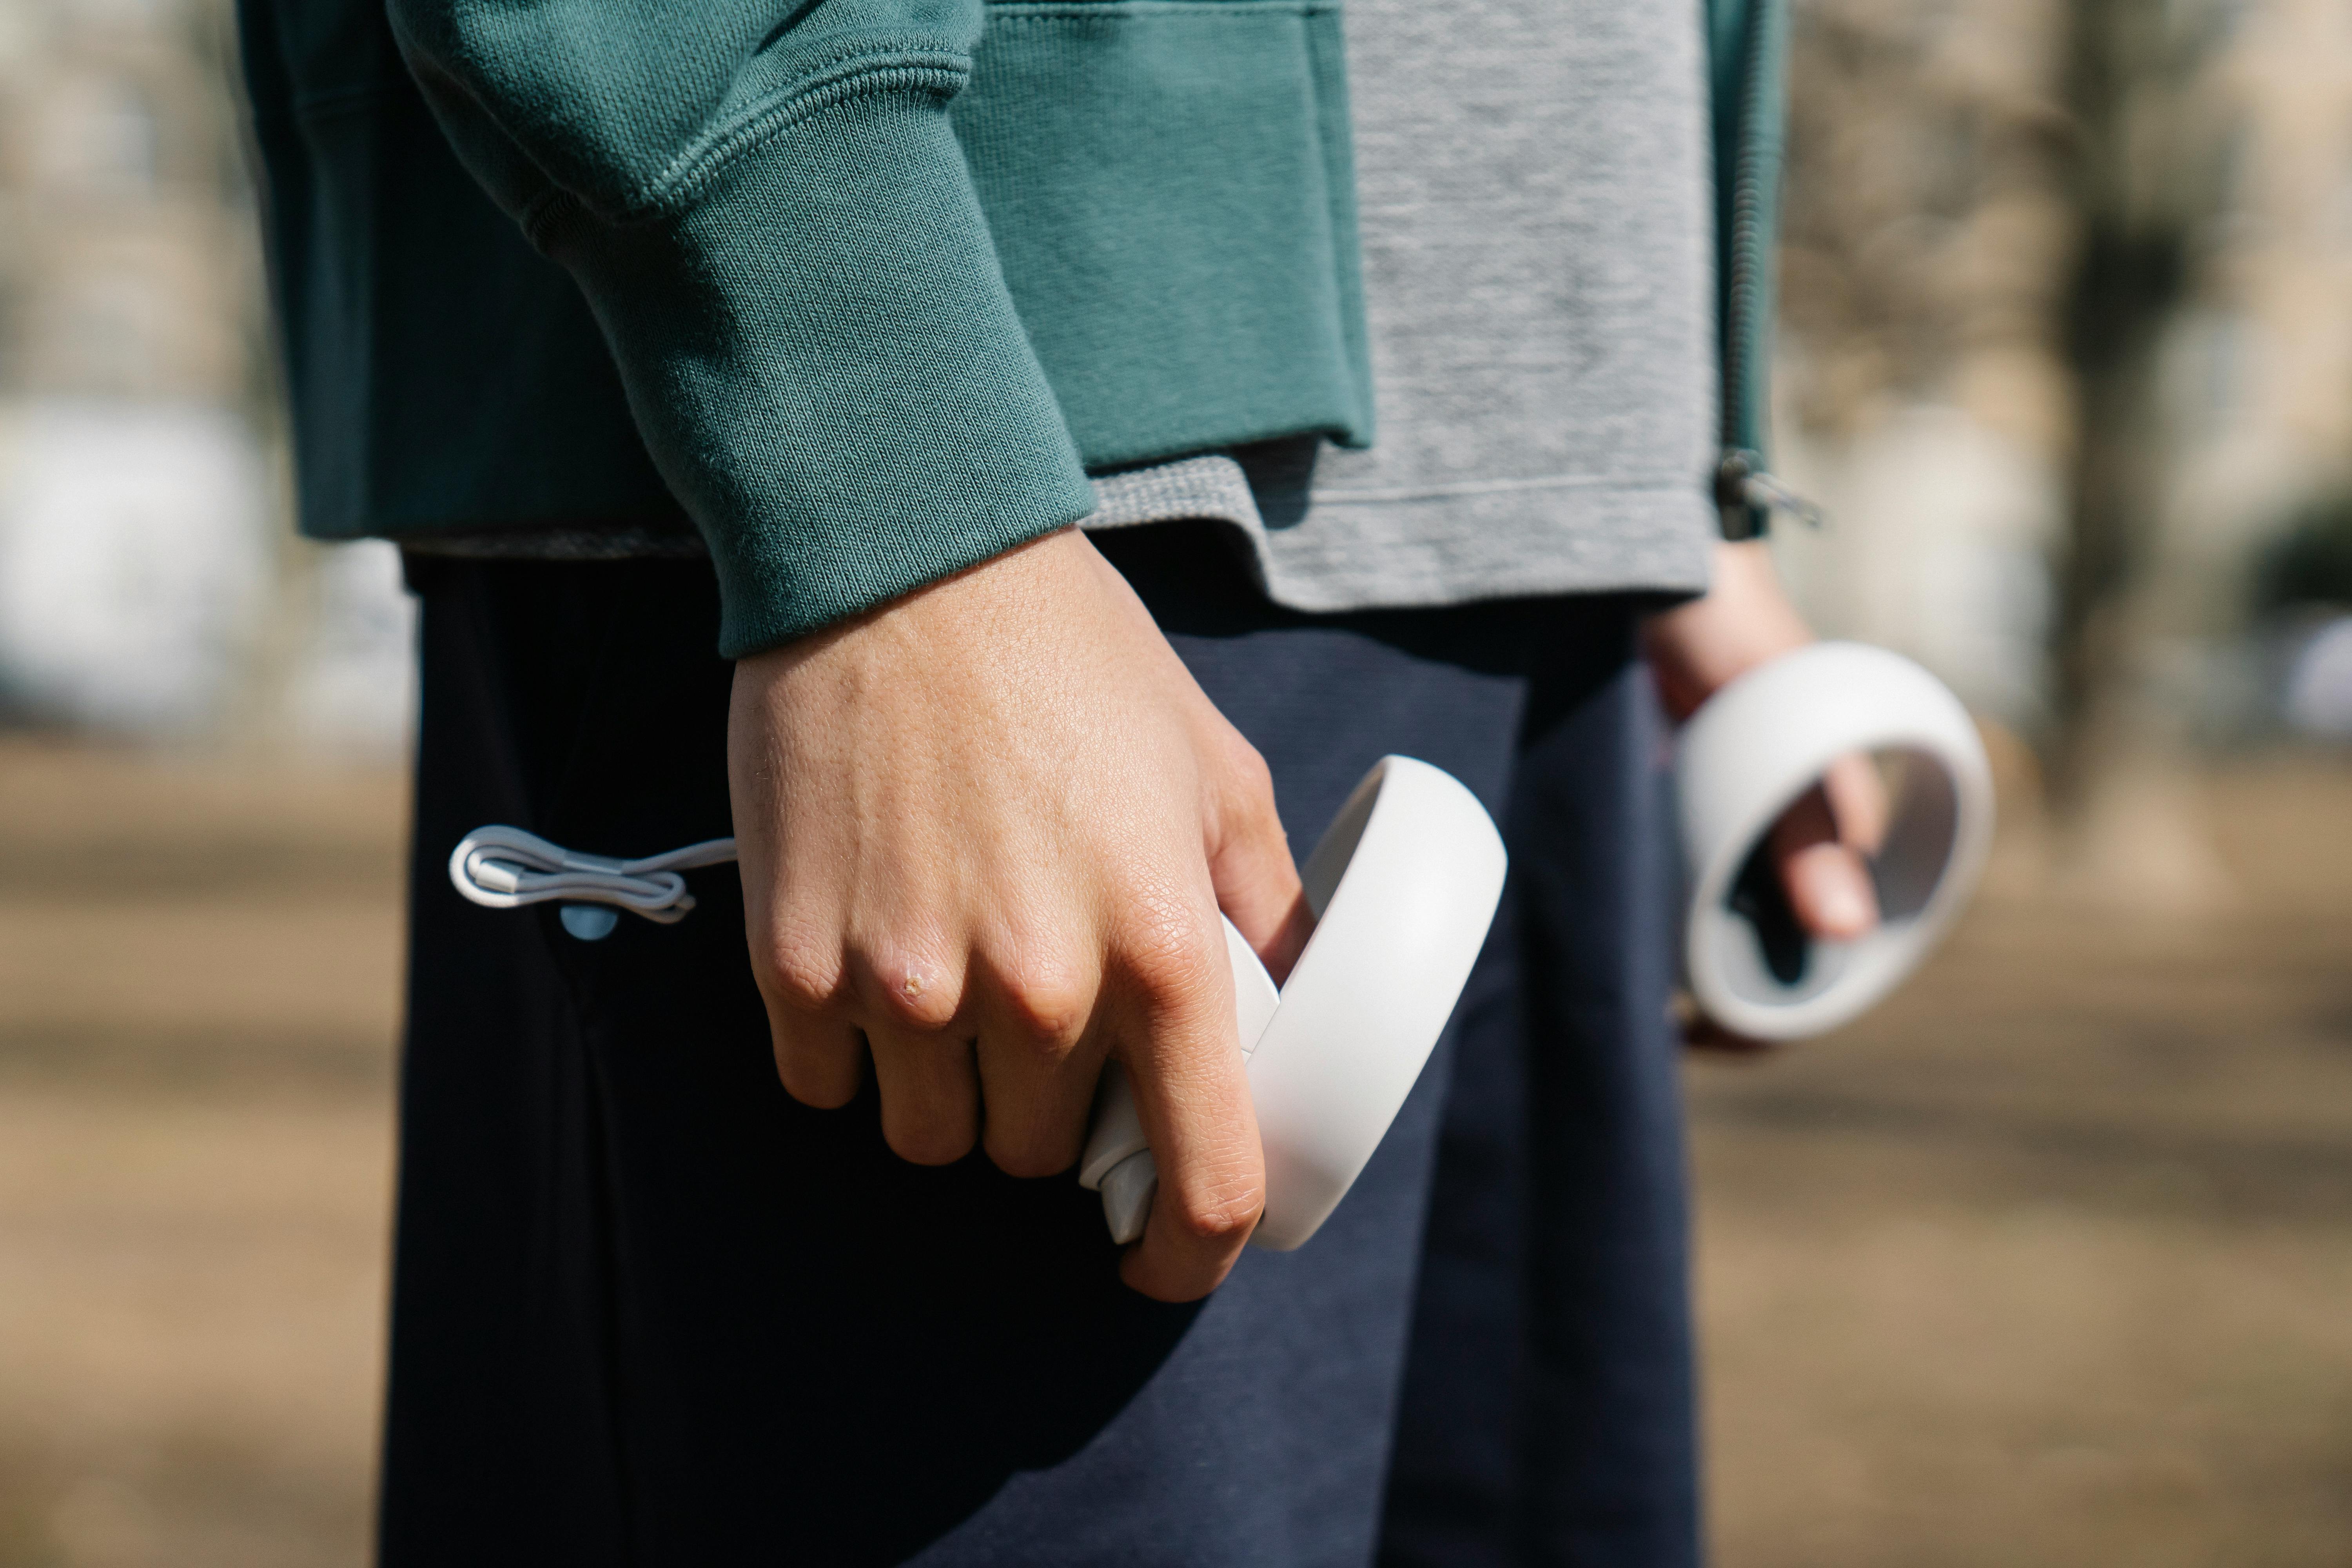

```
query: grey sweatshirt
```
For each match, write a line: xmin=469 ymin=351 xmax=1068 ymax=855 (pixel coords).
xmin=1088 ymin=0 xmax=1720 ymax=605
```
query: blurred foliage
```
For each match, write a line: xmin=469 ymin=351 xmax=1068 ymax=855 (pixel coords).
xmin=1776 ymin=0 xmax=2074 ymax=438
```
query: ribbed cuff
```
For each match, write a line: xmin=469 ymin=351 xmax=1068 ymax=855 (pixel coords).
xmin=534 ymin=73 xmax=1097 ymax=656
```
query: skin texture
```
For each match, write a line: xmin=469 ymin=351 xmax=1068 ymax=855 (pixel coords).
xmin=1644 ymin=540 xmax=1890 ymax=1050
xmin=729 ymin=528 xmax=1313 ymax=1302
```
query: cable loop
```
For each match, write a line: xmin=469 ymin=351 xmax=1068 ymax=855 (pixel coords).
xmin=448 ymin=826 xmax=739 ymax=926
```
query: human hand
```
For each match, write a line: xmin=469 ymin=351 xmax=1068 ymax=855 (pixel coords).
xmin=1643 ymin=542 xmax=1889 ymax=1047
xmin=727 ymin=528 xmax=1313 ymax=1300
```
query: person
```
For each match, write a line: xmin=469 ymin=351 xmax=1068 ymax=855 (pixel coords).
xmin=236 ymin=0 xmax=1873 ymax=1560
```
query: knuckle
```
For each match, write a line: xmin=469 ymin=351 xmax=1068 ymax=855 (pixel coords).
xmin=995 ymin=959 xmax=1091 ymax=1053
xmin=1212 ymin=732 xmax=1281 ymax=817
xmin=1228 ymin=737 xmax=1278 ymax=804
xmin=1167 ymin=1181 xmax=1261 ymax=1245
xmin=755 ymin=926 xmax=842 ymax=1014
xmin=881 ymin=979 xmax=961 ymax=1034
xmin=860 ymin=942 xmax=963 ymax=1032
xmin=1123 ymin=911 xmax=1221 ymax=1007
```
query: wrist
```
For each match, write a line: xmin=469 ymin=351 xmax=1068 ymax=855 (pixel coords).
xmin=1642 ymin=542 xmax=1813 ymax=720
xmin=736 ymin=526 xmax=1089 ymax=674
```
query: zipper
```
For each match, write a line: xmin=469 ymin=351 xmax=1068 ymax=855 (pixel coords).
xmin=1716 ymin=0 xmax=1790 ymax=536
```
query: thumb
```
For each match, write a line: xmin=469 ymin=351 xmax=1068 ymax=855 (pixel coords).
xmin=1200 ymin=733 xmax=1313 ymax=983
xmin=1767 ymin=782 xmax=1880 ymax=940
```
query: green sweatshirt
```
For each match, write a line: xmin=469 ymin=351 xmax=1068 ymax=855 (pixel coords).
xmin=238 ymin=0 xmax=1785 ymax=656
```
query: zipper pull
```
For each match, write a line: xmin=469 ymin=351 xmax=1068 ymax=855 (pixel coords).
xmin=1715 ymin=450 xmax=1824 ymax=539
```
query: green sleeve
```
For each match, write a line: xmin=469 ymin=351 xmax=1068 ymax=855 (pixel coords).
xmin=387 ymin=0 xmax=1098 ymax=656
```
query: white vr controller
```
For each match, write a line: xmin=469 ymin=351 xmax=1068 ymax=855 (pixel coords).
xmin=1676 ymin=641 xmax=1994 ymax=1041
xmin=445 ymin=641 xmax=1992 ymax=1249
xmin=1076 ymin=756 xmax=1508 ymax=1251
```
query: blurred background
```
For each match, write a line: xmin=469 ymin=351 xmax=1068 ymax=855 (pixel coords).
xmin=0 ymin=0 xmax=2347 ymax=1562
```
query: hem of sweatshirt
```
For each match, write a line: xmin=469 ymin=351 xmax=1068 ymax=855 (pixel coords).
xmin=394 ymin=454 xmax=1717 ymax=610
xmin=1085 ymin=455 xmax=1717 ymax=608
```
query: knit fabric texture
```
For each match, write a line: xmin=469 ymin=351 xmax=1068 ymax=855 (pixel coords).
xmin=247 ymin=0 xmax=1370 ymax=655
xmin=1235 ymin=0 xmax=1721 ymax=606
xmin=246 ymin=0 xmax=1778 ymax=642
xmin=1080 ymin=0 xmax=1721 ymax=609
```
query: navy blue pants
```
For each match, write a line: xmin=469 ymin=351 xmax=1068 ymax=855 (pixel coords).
xmin=381 ymin=530 xmax=1697 ymax=1566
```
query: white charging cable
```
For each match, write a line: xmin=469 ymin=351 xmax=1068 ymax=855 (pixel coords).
xmin=448 ymin=826 xmax=739 ymax=927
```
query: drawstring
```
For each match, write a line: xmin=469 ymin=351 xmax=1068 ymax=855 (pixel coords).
xmin=448 ymin=826 xmax=737 ymax=927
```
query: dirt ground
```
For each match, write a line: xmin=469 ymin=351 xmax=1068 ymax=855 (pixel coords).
xmin=1690 ymin=759 xmax=2352 ymax=1566
xmin=0 ymin=737 xmax=2346 ymax=1566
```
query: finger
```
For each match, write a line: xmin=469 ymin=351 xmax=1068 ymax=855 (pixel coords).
xmin=1768 ymin=784 xmax=1879 ymax=940
xmin=864 ymin=1022 xmax=982 ymax=1166
xmin=1201 ymin=734 xmax=1312 ymax=983
xmin=746 ymin=920 xmax=866 ymax=1107
xmin=1821 ymin=751 xmax=1891 ymax=855
xmin=970 ymin=941 xmax=1102 ymax=1179
xmin=765 ymin=1005 xmax=867 ymax=1108
xmin=1110 ymin=907 xmax=1263 ymax=1301
xmin=851 ymin=941 xmax=982 ymax=1165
